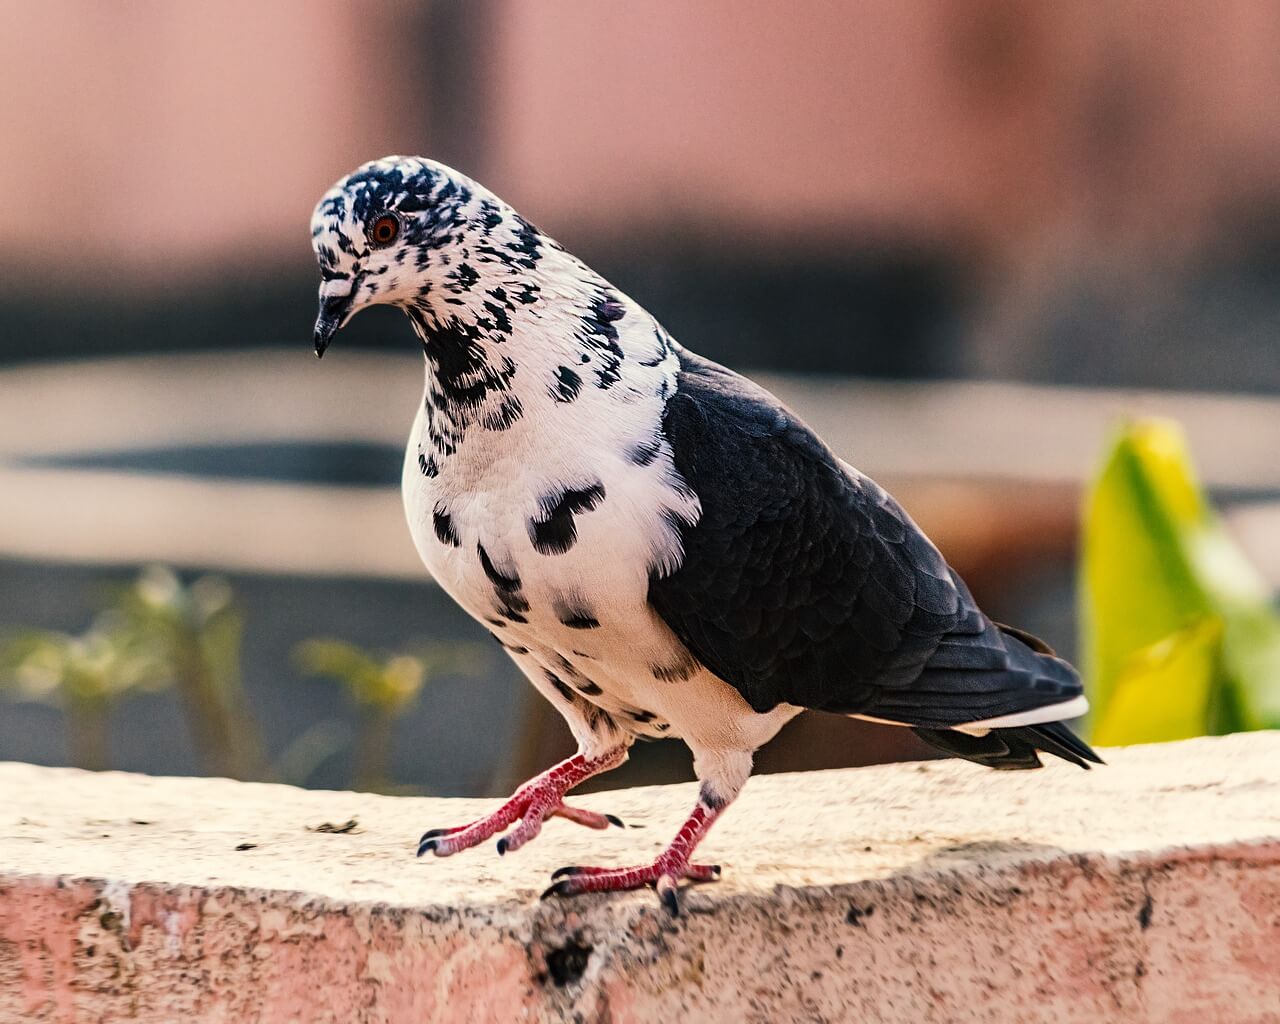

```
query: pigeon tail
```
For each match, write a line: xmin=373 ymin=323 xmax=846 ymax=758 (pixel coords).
xmin=909 ymin=622 xmax=1103 ymax=769
xmin=913 ymin=718 xmax=1104 ymax=770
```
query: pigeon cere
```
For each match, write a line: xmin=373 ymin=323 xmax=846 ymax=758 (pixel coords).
xmin=309 ymin=155 xmax=1103 ymax=916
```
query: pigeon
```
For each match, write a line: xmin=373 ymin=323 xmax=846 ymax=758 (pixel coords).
xmin=310 ymin=156 xmax=1102 ymax=914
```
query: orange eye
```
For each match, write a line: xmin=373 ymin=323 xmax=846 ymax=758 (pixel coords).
xmin=369 ymin=213 xmax=400 ymax=248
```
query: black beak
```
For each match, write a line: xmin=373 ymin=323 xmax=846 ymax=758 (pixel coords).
xmin=313 ymin=287 xmax=355 ymax=358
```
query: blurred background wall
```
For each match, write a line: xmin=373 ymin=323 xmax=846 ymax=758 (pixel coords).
xmin=1 ymin=1 xmax=1277 ymax=794
xmin=4 ymin=0 xmax=1279 ymax=384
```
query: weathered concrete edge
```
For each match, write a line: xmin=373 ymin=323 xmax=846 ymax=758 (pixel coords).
xmin=4 ymin=833 xmax=1280 ymax=1023
xmin=8 ymin=831 xmax=1280 ymax=920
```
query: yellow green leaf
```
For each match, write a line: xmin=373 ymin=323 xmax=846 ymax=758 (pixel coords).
xmin=1081 ymin=418 xmax=1280 ymax=738
xmin=1092 ymin=617 xmax=1222 ymax=745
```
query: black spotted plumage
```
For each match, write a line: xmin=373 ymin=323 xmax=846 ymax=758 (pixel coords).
xmin=529 ymin=483 xmax=606 ymax=556
xmin=410 ymin=311 xmax=517 ymax=413
xmin=432 ymin=505 xmax=459 ymax=547
xmin=628 ymin=437 xmax=662 ymax=466
xmin=649 ymin=651 xmax=698 ymax=683
xmin=478 ymin=543 xmax=530 ymax=623
xmin=549 ymin=365 xmax=583 ymax=403
xmin=576 ymin=291 xmax=627 ymax=390
xmin=544 ymin=671 xmax=576 ymax=703
xmin=477 ymin=543 xmax=519 ymax=591
xmin=481 ymin=394 xmax=523 ymax=432
xmin=648 ymin=351 xmax=1097 ymax=763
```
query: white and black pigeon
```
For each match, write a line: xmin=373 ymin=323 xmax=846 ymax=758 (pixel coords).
xmin=310 ymin=156 xmax=1102 ymax=914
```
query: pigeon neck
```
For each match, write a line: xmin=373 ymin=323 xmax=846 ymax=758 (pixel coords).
xmin=403 ymin=243 xmax=682 ymax=477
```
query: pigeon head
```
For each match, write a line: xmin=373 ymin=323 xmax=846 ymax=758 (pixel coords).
xmin=308 ymin=157 xmax=668 ymax=446
xmin=310 ymin=155 xmax=546 ymax=357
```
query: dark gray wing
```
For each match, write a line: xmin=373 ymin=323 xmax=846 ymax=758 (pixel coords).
xmin=647 ymin=351 xmax=1082 ymax=728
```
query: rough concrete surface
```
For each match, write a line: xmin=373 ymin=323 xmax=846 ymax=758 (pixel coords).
xmin=0 ymin=733 xmax=1278 ymax=1023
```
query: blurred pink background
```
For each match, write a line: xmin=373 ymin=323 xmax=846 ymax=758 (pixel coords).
xmin=3 ymin=1 xmax=1278 ymax=292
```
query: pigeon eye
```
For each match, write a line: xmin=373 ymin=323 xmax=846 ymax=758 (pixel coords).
xmin=369 ymin=213 xmax=400 ymax=248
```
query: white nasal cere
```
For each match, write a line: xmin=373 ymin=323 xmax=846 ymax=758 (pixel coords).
xmin=320 ymin=278 xmax=354 ymax=301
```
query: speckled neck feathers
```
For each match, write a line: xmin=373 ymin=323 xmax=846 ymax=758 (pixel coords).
xmin=403 ymin=224 xmax=681 ymax=482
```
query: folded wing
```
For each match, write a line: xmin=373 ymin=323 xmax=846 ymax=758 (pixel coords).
xmin=648 ymin=351 xmax=1086 ymax=737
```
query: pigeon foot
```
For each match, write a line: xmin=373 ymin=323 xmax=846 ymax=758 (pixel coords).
xmin=541 ymin=857 xmax=722 ymax=916
xmin=416 ymin=748 xmax=627 ymax=858
xmin=540 ymin=796 xmax=728 ymax=915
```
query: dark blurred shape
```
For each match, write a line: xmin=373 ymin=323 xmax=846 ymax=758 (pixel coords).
xmin=587 ymin=237 xmax=966 ymax=379
xmin=978 ymin=209 xmax=1280 ymax=392
xmin=0 ymin=239 xmax=964 ymax=380
xmin=414 ymin=0 xmax=499 ymax=182
xmin=25 ymin=441 xmax=403 ymax=488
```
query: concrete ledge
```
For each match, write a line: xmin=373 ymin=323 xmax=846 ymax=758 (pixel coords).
xmin=1 ymin=734 xmax=1278 ymax=1022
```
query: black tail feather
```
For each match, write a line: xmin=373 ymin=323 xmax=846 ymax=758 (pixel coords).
xmin=1019 ymin=719 xmax=1104 ymax=768
xmin=913 ymin=718 xmax=1103 ymax=771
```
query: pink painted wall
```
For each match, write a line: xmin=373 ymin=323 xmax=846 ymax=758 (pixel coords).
xmin=0 ymin=1 xmax=406 ymax=287
xmin=491 ymin=0 xmax=1280 ymax=256
xmin=1 ymin=0 xmax=1278 ymax=286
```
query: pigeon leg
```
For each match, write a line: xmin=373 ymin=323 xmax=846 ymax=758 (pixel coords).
xmin=541 ymin=788 xmax=728 ymax=916
xmin=417 ymin=747 xmax=627 ymax=858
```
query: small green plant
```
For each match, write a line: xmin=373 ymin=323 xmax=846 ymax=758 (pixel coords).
xmin=112 ymin=566 xmax=265 ymax=780
xmin=0 ymin=611 xmax=169 ymax=770
xmin=1 ymin=566 xmax=491 ymax=789
xmin=1080 ymin=418 xmax=1280 ymax=744
xmin=294 ymin=638 xmax=486 ymax=792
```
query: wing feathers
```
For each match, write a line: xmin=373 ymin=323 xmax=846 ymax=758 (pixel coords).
xmin=647 ymin=351 xmax=1087 ymax=732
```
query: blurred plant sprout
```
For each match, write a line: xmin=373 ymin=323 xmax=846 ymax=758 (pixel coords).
xmin=1 ymin=566 xmax=490 ymax=789
xmin=0 ymin=611 xmax=169 ymax=771
xmin=1081 ymin=418 xmax=1280 ymax=744
xmin=113 ymin=566 xmax=265 ymax=780
xmin=294 ymin=638 xmax=486 ymax=792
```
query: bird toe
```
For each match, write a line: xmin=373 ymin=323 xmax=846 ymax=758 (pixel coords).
xmin=540 ymin=880 xmax=574 ymax=901
xmin=656 ymin=875 xmax=681 ymax=917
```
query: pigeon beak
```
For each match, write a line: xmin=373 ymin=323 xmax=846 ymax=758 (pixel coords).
xmin=313 ymin=279 xmax=356 ymax=358
xmin=313 ymin=316 xmax=339 ymax=358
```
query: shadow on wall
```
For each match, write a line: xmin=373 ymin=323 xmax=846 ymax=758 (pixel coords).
xmin=6 ymin=214 xmax=1280 ymax=393
xmin=0 ymin=233 xmax=967 ymax=382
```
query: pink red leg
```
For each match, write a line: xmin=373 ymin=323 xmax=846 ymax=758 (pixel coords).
xmin=542 ymin=787 xmax=730 ymax=916
xmin=417 ymin=748 xmax=627 ymax=858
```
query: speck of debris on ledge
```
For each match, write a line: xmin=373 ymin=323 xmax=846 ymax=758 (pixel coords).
xmin=1 ymin=733 xmax=1278 ymax=1023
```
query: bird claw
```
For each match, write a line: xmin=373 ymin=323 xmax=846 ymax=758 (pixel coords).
xmin=414 ymin=750 xmax=629 ymax=860
xmin=416 ymin=826 xmax=460 ymax=857
xmin=540 ymin=879 xmax=574 ymax=901
xmin=540 ymin=859 xmax=722 ymax=914
xmin=656 ymin=875 xmax=681 ymax=917
xmin=416 ymin=799 xmax=622 ymax=858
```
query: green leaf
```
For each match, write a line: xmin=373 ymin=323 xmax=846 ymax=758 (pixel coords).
xmin=1092 ymin=617 xmax=1222 ymax=745
xmin=294 ymin=637 xmax=488 ymax=714
xmin=1221 ymin=609 xmax=1280 ymax=729
xmin=1081 ymin=418 xmax=1280 ymax=740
